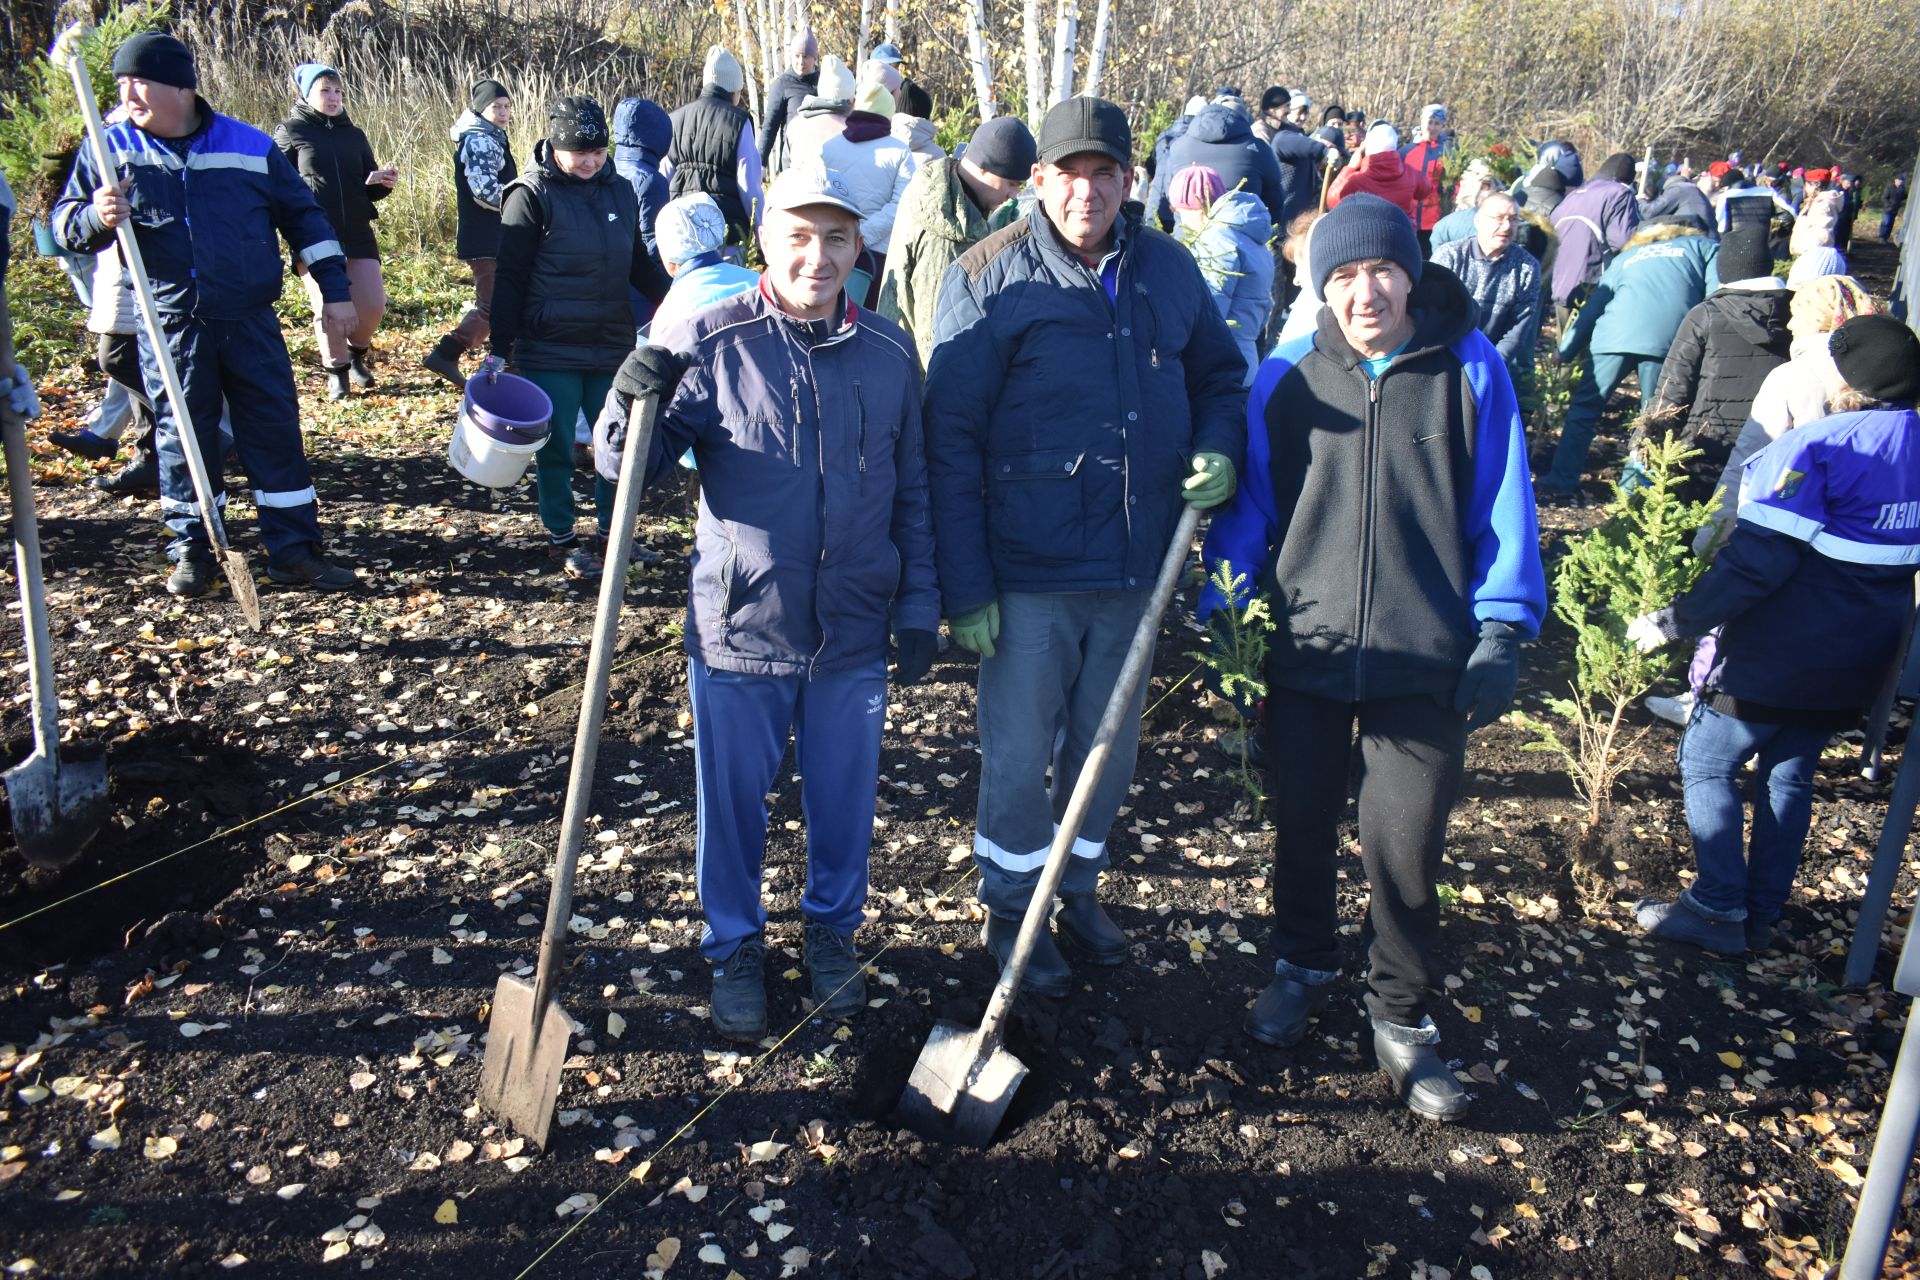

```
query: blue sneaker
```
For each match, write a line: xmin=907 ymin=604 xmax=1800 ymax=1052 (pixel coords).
xmin=1634 ymin=894 xmax=1746 ymax=955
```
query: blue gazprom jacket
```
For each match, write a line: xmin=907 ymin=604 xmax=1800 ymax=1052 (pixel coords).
xmin=53 ymin=99 xmax=349 ymax=318
xmin=1202 ymin=264 xmax=1546 ymax=701
xmin=1657 ymin=406 xmax=1920 ymax=720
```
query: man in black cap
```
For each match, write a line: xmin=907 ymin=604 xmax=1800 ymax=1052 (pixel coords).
xmin=1201 ymin=193 xmax=1545 ymax=1122
xmin=922 ymin=96 xmax=1246 ymax=998
xmin=53 ymin=30 xmax=359 ymax=598
xmin=876 ymin=115 xmax=1036 ymax=363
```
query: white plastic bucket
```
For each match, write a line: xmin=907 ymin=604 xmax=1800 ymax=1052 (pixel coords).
xmin=449 ymin=372 xmax=552 ymax=489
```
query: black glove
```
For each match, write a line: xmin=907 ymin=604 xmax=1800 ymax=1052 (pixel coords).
xmin=1453 ymin=620 xmax=1522 ymax=730
xmin=614 ymin=344 xmax=689 ymax=405
xmin=893 ymin=629 xmax=937 ymax=686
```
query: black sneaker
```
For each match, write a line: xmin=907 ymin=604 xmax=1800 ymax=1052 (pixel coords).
xmin=421 ymin=336 xmax=467 ymax=390
xmin=348 ymin=346 xmax=376 ymax=389
xmin=710 ymin=936 xmax=769 ymax=1041
xmin=49 ymin=428 xmax=118 ymax=460
xmin=266 ymin=557 xmax=358 ymax=590
xmin=92 ymin=454 xmax=158 ymax=495
xmin=325 ymin=366 xmax=352 ymax=401
xmin=804 ymin=921 xmax=865 ymax=1019
xmin=167 ymin=557 xmax=213 ymax=598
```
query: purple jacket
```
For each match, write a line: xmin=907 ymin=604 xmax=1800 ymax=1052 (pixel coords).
xmin=1549 ymin=178 xmax=1641 ymax=305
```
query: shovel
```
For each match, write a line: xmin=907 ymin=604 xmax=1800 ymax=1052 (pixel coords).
xmin=2 ymin=404 xmax=110 ymax=868
xmin=477 ymin=390 xmax=661 ymax=1149
xmin=900 ymin=503 xmax=1203 ymax=1145
xmin=56 ymin=26 xmax=262 ymax=630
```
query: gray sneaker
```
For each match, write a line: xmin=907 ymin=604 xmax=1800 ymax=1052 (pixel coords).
xmin=709 ymin=936 xmax=769 ymax=1041
xmin=804 ymin=922 xmax=865 ymax=1019
xmin=1634 ymin=895 xmax=1746 ymax=955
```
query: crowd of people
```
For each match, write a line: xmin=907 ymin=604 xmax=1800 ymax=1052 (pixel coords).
xmin=3 ymin=27 xmax=1918 ymax=1125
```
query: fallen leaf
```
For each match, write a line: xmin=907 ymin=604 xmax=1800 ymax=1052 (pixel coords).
xmin=698 ymin=1243 xmax=727 ymax=1265
xmin=1717 ymin=1051 xmax=1743 ymax=1069
xmin=144 ymin=1135 xmax=178 ymax=1161
xmin=746 ymin=1139 xmax=789 ymax=1165
xmin=1202 ymin=1249 xmax=1229 ymax=1278
xmin=767 ymin=1223 xmax=794 ymax=1242
xmin=277 ymin=1184 xmax=307 ymax=1200
xmin=434 ymin=1200 xmax=458 ymax=1225
xmin=607 ymin=1012 xmax=627 ymax=1040
xmin=432 ymin=948 xmax=453 ymax=965
xmin=646 ymin=1238 xmax=681 ymax=1270
xmin=322 ymin=1241 xmax=350 ymax=1263
xmin=219 ymin=1253 xmax=248 ymax=1268
xmin=88 ymin=1126 xmax=121 ymax=1151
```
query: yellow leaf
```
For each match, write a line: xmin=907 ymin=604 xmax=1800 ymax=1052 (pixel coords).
xmin=434 ymin=1199 xmax=458 ymax=1225
xmin=1455 ymin=1003 xmax=1482 ymax=1023
xmin=1515 ymin=1203 xmax=1540 ymax=1219
xmin=1717 ymin=1051 xmax=1743 ymax=1069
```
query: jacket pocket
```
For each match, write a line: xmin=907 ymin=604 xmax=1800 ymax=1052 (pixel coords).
xmin=987 ymin=447 xmax=1088 ymax=565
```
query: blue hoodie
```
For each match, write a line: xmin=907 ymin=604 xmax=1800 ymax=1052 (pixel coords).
xmin=613 ymin=97 xmax=673 ymax=259
xmin=1155 ymin=104 xmax=1287 ymax=233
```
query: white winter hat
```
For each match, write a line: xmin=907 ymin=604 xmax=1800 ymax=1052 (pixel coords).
xmin=703 ymin=45 xmax=744 ymax=94
xmin=816 ymin=54 xmax=856 ymax=103
xmin=1363 ymin=122 xmax=1401 ymax=156
xmin=656 ymin=194 xmax=728 ymax=266
xmin=1183 ymin=95 xmax=1208 ymax=116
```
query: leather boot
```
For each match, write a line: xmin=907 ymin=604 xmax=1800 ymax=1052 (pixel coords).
xmin=1374 ymin=1019 xmax=1469 ymax=1122
xmin=92 ymin=451 xmax=157 ymax=496
xmin=1054 ymin=894 xmax=1128 ymax=965
xmin=981 ymin=913 xmax=1072 ymax=998
xmin=1246 ymin=976 xmax=1331 ymax=1047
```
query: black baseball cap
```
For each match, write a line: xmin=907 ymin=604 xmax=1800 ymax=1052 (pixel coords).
xmin=1260 ymin=85 xmax=1291 ymax=112
xmin=1037 ymin=96 xmax=1132 ymax=167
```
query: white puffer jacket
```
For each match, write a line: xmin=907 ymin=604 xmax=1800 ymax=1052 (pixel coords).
xmin=819 ymin=115 xmax=917 ymax=254
xmin=87 ymin=246 xmax=137 ymax=336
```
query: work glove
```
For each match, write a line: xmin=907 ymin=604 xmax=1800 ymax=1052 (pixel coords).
xmin=947 ymin=601 xmax=1000 ymax=659
xmin=615 ymin=344 xmax=689 ymax=405
xmin=4 ymin=366 xmax=41 ymax=420
xmin=1182 ymin=451 xmax=1237 ymax=510
xmin=1625 ymin=611 xmax=1674 ymax=654
xmin=1452 ymin=620 xmax=1523 ymax=730
xmin=893 ymin=629 xmax=937 ymax=685
xmin=476 ymin=354 xmax=506 ymax=383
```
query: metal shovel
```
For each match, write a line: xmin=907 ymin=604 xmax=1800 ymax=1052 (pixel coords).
xmin=2 ymin=405 xmax=110 ymax=868
xmin=477 ymin=390 xmax=660 ymax=1149
xmin=900 ymin=504 xmax=1204 ymax=1145
xmin=57 ymin=26 xmax=262 ymax=630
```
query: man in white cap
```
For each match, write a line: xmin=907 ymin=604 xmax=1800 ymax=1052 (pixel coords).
xmin=648 ymin=193 xmax=762 ymax=336
xmin=668 ymin=45 xmax=762 ymax=243
xmin=757 ymin=26 xmax=819 ymax=176
xmin=594 ymin=163 xmax=938 ymax=1042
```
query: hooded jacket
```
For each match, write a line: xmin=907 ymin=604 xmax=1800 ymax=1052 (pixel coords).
xmin=1650 ymin=280 xmax=1793 ymax=461
xmin=274 ymin=102 xmax=389 ymax=259
xmin=1557 ymin=225 xmax=1720 ymax=360
xmin=876 ymin=156 xmax=1010 ymax=363
xmin=785 ymin=100 xmax=849 ymax=172
xmin=757 ymin=66 xmax=819 ymax=172
xmin=488 ymin=140 xmax=668 ymax=371
xmin=54 ymin=98 xmax=350 ymax=317
xmin=1156 ymin=104 xmax=1288 ymax=233
xmin=1549 ymin=177 xmax=1641 ymax=304
xmin=1653 ymin=407 xmax=1920 ymax=723
xmin=1184 ymin=190 xmax=1275 ymax=384
xmin=1639 ymin=179 xmax=1715 ymax=235
xmin=818 ymin=113 xmax=916 ymax=253
xmin=1325 ymin=148 xmax=1437 ymax=221
xmin=596 ymin=283 xmax=939 ymax=678
xmin=449 ymin=108 xmax=517 ymax=259
xmin=1202 ymin=264 xmax=1545 ymax=700
xmin=612 ymin=97 xmax=673 ymax=260
xmin=923 ymin=203 xmax=1248 ymax=613
xmin=1269 ymin=121 xmax=1329 ymax=231
xmin=891 ymin=114 xmax=945 ymax=165
xmin=1789 ymin=189 xmax=1844 ymax=257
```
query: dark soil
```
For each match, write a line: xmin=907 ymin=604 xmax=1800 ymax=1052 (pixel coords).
xmin=0 ymin=236 xmax=1915 ymax=1279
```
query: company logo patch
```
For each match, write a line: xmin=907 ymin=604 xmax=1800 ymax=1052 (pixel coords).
xmin=866 ymin=694 xmax=884 ymax=716
xmin=1772 ymin=468 xmax=1806 ymax=500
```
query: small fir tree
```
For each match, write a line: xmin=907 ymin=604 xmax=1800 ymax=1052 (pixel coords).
xmin=1192 ymin=560 xmax=1272 ymax=820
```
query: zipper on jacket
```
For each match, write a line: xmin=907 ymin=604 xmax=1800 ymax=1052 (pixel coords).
xmin=1354 ymin=375 xmax=1382 ymax=700
xmin=807 ymin=343 xmax=831 ymax=680
xmin=854 ymin=380 xmax=868 ymax=474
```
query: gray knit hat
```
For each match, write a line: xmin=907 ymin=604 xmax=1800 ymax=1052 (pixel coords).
xmin=1311 ymin=194 xmax=1423 ymax=297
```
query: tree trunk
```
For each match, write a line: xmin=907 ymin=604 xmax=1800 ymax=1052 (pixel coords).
xmin=1050 ymin=0 xmax=1079 ymax=106
xmin=1084 ymin=0 xmax=1113 ymax=99
xmin=857 ymin=0 xmax=874 ymax=67
xmin=885 ymin=0 xmax=900 ymax=45
xmin=966 ymin=0 xmax=997 ymax=121
xmin=1024 ymin=0 xmax=1046 ymax=130
xmin=737 ymin=0 xmax=761 ymax=122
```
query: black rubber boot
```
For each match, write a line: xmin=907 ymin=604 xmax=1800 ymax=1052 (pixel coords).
xmin=325 ymin=365 xmax=351 ymax=401
xmin=347 ymin=345 xmax=375 ymax=389
xmin=981 ymin=913 xmax=1072 ymax=998
xmin=422 ymin=335 xmax=467 ymax=390
xmin=166 ymin=556 xmax=213 ymax=599
xmin=1373 ymin=1020 xmax=1469 ymax=1121
xmin=1054 ymin=895 xmax=1128 ymax=965
xmin=1246 ymin=976 xmax=1332 ymax=1047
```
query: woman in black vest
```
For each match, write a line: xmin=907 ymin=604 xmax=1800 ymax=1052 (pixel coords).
xmin=486 ymin=97 xmax=671 ymax=578
xmin=274 ymin=63 xmax=396 ymax=399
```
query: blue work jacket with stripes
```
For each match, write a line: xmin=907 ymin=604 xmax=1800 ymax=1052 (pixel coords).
xmin=53 ymin=98 xmax=349 ymax=318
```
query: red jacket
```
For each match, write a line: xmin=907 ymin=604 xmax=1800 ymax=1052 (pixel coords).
xmin=1402 ymin=139 xmax=1450 ymax=230
xmin=1326 ymin=149 xmax=1437 ymax=222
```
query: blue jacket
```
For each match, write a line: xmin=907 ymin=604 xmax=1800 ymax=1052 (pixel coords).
xmin=1155 ymin=105 xmax=1288 ymax=234
xmin=1202 ymin=265 xmax=1546 ymax=700
xmin=612 ymin=97 xmax=673 ymax=260
xmin=1656 ymin=407 xmax=1920 ymax=721
xmin=923 ymin=204 xmax=1248 ymax=614
xmin=614 ymin=285 xmax=939 ymax=678
xmin=53 ymin=100 xmax=348 ymax=317
xmin=1268 ymin=122 xmax=1326 ymax=231
xmin=1560 ymin=227 xmax=1718 ymax=359
xmin=1187 ymin=191 xmax=1275 ymax=384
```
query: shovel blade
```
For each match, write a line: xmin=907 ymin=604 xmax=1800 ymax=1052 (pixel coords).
xmin=897 ymin=1019 xmax=1029 ymax=1147
xmin=220 ymin=548 xmax=264 ymax=631
xmin=476 ymin=973 xmax=572 ymax=1149
xmin=3 ymin=745 xmax=109 ymax=870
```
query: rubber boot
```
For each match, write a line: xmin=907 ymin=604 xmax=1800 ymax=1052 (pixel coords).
xmin=325 ymin=365 xmax=352 ymax=401
xmin=422 ymin=335 xmax=467 ymax=390
xmin=348 ymin=345 xmax=375 ymax=389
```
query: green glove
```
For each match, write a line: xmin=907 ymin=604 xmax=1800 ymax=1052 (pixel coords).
xmin=1183 ymin=451 xmax=1237 ymax=510
xmin=947 ymin=601 xmax=1001 ymax=658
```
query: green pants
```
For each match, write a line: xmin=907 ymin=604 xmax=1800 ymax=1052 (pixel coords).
xmin=522 ymin=368 xmax=616 ymax=545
